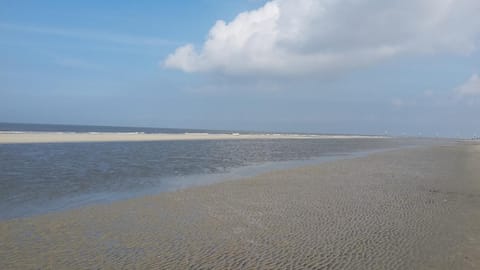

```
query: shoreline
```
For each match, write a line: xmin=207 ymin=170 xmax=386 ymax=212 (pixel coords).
xmin=1 ymin=143 xmax=479 ymax=269
xmin=0 ymin=132 xmax=387 ymax=144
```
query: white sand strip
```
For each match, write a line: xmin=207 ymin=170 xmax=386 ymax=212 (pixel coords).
xmin=0 ymin=132 xmax=386 ymax=144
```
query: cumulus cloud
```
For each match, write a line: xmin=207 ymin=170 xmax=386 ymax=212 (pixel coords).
xmin=164 ymin=0 xmax=480 ymax=76
xmin=455 ymin=74 xmax=480 ymax=97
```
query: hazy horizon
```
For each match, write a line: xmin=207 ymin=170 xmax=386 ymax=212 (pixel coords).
xmin=0 ymin=121 xmax=391 ymax=137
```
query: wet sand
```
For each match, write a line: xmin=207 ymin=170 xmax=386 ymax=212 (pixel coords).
xmin=0 ymin=132 xmax=384 ymax=144
xmin=1 ymin=143 xmax=479 ymax=269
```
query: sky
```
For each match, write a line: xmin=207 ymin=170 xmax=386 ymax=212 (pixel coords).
xmin=1 ymin=0 xmax=480 ymax=138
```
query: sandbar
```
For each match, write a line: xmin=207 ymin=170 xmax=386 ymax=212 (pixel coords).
xmin=0 ymin=132 xmax=385 ymax=144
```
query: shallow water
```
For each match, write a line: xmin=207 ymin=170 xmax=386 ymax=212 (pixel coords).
xmin=0 ymin=138 xmax=433 ymax=219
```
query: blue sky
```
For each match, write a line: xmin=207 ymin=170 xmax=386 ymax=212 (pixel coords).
xmin=1 ymin=0 xmax=480 ymax=137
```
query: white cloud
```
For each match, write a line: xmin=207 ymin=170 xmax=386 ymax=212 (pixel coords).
xmin=165 ymin=0 xmax=480 ymax=76
xmin=455 ymin=74 xmax=480 ymax=97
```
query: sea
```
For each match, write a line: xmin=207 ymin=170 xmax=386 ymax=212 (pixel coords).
xmin=0 ymin=123 xmax=438 ymax=220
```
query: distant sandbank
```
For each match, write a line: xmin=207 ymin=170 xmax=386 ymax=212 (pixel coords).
xmin=0 ymin=132 xmax=386 ymax=144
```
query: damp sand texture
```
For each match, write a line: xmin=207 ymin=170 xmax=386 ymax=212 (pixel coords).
xmin=1 ymin=143 xmax=480 ymax=269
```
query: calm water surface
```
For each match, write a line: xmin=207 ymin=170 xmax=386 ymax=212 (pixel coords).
xmin=0 ymin=138 xmax=434 ymax=219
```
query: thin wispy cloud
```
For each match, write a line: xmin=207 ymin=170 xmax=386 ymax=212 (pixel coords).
xmin=54 ymin=56 xmax=105 ymax=71
xmin=455 ymin=74 xmax=480 ymax=97
xmin=0 ymin=22 xmax=179 ymax=47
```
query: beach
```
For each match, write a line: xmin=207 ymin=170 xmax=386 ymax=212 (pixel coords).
xmin=1 ymin=143 xmax=479 ymax=269
xmin=0 ymin=132 xmax=385 ymax=144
